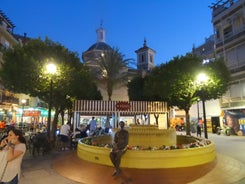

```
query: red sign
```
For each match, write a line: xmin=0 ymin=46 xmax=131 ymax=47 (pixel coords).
xmin=23 ymin=110 xmax=41 ymax=117
xmin=116 ymin=101 xmax=131 ymax=111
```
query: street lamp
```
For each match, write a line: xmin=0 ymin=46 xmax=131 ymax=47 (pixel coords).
xmin=21 ymin=99 xmax=26 ymax=131
xmin=46 ymin=63 xmax=57 ymax=141
xmin=197 ymin=73 xmax=209 ymax=139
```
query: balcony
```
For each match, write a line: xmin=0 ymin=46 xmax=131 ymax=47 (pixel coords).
xmin=215 ymin=29 xmax=245 ymax=49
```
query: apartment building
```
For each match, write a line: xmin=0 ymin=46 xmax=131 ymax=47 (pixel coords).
xmin=193 ymin=0 xmax=245 ymax=135
xmin=190 ymin=0 xmax=245 ymax=136
xmin=0 ymin=10 xmax=21 ymax=122
xmin=211 ymin=0 xmax=245 ymax=111
xmin=0 ymin=11 xmax=48 ymax=125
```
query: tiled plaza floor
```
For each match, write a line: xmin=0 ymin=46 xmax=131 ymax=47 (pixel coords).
xmin=20 ymin=133 xmax=245 ymax=184
xmin=51 ymin=151 xmax=245 ymax=184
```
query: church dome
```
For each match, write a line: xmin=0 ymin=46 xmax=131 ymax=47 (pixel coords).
xmin=86 ymin=41 xmax=112 ymax=52
xmin=82 ymin=26 xmax=113 ymax=63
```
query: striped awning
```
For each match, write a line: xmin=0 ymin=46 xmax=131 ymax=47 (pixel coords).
xmin=73 ymin=100 xmax=167 ymax=115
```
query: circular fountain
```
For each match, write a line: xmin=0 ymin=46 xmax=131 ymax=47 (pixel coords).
xmin=77 ymin=125 xmax=216 ymax=169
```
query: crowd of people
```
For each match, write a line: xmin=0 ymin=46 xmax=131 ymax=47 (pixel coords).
xmin=57 ymin=117 xmax=109 ymax=150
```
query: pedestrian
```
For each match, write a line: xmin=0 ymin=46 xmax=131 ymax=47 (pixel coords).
xmin=0 ymin=128 xmax=26 ymax=184
xmin=110 ymin=121 xmax=129 ymax=177
xmin=197 ymin=123 xmax=202 ymax=137
xmin=105 ymin=119 xmax=110 ymax=134
xmin=89 ymin=117 xmax=97 ymax=136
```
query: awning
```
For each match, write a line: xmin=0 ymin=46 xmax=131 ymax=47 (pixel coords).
xmin=73 ymin=100 xmax=167 ymax=115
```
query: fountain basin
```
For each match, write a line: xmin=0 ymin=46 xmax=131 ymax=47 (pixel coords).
xmin=77 ymin=133 xmax=216 ymax=169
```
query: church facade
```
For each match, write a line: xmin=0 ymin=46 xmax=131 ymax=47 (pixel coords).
xmin=82 ymin=26 xmax=156 ymax=101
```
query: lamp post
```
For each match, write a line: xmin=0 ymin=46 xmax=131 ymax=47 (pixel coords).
xmin=202 ymin=99 xmax=208 ymax=139
xmin=46 ymin=63 xmax=57 ymax=141
xmin=197 ymin=73 xmax=209 ymax=139
xmin=21 ymin=99 xmax=26 ymax=131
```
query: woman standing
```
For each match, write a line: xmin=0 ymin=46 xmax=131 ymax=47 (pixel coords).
xmin=0 ymin=128 xmax=26 ymax=184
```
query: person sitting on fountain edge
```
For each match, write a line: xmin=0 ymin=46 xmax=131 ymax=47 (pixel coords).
xmin=110 ymin=121 xmax=129 ymax=177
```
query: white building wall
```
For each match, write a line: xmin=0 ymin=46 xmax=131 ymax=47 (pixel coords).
xmin=189 ymin=99 xmax=221 ymax=121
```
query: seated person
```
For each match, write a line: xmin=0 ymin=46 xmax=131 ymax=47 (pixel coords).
xmin=70 ymin=128 xmax=82 ymax=149
xmin=71 ymin=128 xmax=82 ymax=141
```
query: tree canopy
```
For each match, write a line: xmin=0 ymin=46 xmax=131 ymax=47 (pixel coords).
xmin=0 ymin=38 xmax=102 ymax=141
xmin=91 ymin=47 xmax=134 ymax=101
xmin=129 ymin=54 xmax=230 ymax=135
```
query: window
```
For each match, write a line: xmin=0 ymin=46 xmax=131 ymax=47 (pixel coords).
xmin=141 ymin=54 xmax=145 ymax=62
xmin=215 ymin=28 xmax=220 ymax=39
xmin=223 ymin=25 xmax=232 ymax=38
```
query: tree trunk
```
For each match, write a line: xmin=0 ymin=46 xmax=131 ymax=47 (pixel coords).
xmin=185 ymin=109 xmax=191 ymax=135
xmin=60 ymin=110 xmax=64 ymax=125
xmin=68 ymin=108 xmax=73 ymax=124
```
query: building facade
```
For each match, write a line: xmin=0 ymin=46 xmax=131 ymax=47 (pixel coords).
xmin=211 ymin=0 xmax=245 ymax=135
xmin=0 ymin=10 xmax=50 ymax=125
xmin=0 ymin=10 xmax=21 ymax=123
xmin=82 ymin=26 xmax=129 ymax=101
xmin=82 ymin=26 xmax=156 ymax=101
xmin=212 ymin=0 xmax=245 ymax=110
xmin=189 ymin=0 xmax=245 ymax=135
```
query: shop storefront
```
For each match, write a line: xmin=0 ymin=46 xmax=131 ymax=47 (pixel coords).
xmin=17 ymin=107 xmax=52 ymax=125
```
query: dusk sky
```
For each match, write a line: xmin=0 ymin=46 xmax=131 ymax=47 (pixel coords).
xmin=2 ymin=0 xmax=215 ymax=67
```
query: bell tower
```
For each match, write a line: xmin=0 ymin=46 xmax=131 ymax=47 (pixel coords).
xmin=135 ymin=38 xmax=156 ymax=73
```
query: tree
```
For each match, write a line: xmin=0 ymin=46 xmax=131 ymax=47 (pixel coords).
xmin=0 ymin=38 xmax=101 ymax=142
xmin=143 ymin=64 xmax=170 ymax=102
xmin=91 ymin=48 xmax=134 ymax=101
xmin=144 ymin=54 xmax=230 ymax=135
xmin=89 ymin=47 xmax=133 ymax=128
xmin=128 ymin=75 xmax=148 ymax=101
xmin=195 ymin=57 xmax=230 ymax=101
xmin=128 ymin=73 xmax=165 ymax=125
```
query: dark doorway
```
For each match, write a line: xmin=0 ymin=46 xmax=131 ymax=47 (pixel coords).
xmin=211 ymin=116 xmax=220 ymax=133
